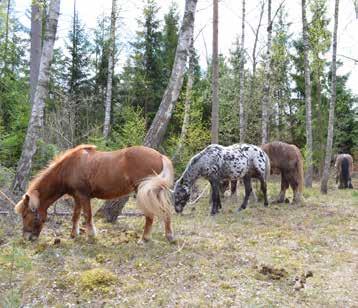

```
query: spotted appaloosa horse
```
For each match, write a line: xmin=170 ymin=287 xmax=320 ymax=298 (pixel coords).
xmin=174 ymin=144 xmax=270 ymax=215
xmin=15 ymin=145 xmax=175 ymax=243
xmin=335 ymin=154 xmax=354 ymax=189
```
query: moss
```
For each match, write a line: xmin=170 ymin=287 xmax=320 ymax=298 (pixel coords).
xmin=79 ymin=268 xmax=117 ymax=293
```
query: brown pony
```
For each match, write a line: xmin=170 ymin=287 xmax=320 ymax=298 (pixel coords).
xmin=335 ymin=154 xmax=354 ymax=189
xmin=261 ymin=141 xmax=304 ymax=203
xmin=15 ymin=145 xmax=175 ymax=243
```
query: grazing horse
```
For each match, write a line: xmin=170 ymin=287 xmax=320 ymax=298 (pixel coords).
xmin=261 ymin=141 xmax=304 ymax=204
xmin=335 ymin=154 xmax=353 ymax=189
xmin=15 ymin=145 xmax=175 ymax=243
xmin=174 ymin=144 xmax=270 ymax=215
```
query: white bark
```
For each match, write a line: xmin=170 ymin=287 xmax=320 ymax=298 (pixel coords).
xmin=12 ymin=0 xmax=61 ymax=193
xmin=261 ymin=0 xmax=272 ymax=144
xmin=321 ymin=0 xmax=339 ymax=193
xmin=211 ymin=0 xmax=219 ymax=144
xmin=239 ymin=0 xmax=246 ymax=142
xmin=173 ymin=37 xmax=194 ymax=162
xmin=143 ymin=0 xmax=198 ymax=149
xmin=302 ymin=0 xmax=314 ymax=187
xmin=103 ymin=0 xmax=117 ymax=139
xmin=30 ymin=0 xmax=43 ymax=105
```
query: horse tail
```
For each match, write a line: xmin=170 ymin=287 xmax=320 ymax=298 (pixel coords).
xmin=136 ymin=155 xmax=174 ymax=220
xmin=341 ymin=157 xmax=349 ymax=187
xmin=264 ymin=152 xmax=271 ymax=182
xmin=297 ymin=149 xmax=304 ymax=194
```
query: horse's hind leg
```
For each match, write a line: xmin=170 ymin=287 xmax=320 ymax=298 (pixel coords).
xmin=71 ymin=202 xmax=82 ymax=238
xmin=140 ymin=216 xmax=154 ymax=243
xmin=348 ymin=177 xmax=353 ymax=189
xmin=164 ymin=215 xmax=175 ymax=243
xmin=259 ymin=177 xmax=268 ymax=207
xmin=238 ymin=175 xmax=252 ymax=211
xmin=277 ymin=173 xmax=289 ymax=203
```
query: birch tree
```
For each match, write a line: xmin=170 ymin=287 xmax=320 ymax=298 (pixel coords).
xmin=261 ymin=0 xmax=272 ymax=144
xmin=302 ymin=0 xmax=314 ymax=187
xmin=103 ymin=0 xmax=117 ymax=139
xmin=143 ymin=0 xmax=198 ymax=149
xmin=239 ymin=0 xmax=246 ymax=142
xmin=173 ymin=36 xmax=194 ymax=162
xmin=321 ymin=0 xmax=339 ymax=194
xmin=12 ymin=0 xmax=61 ymax=193
xmin=30 ymin=0 xmax=42 ymax=105
xmin=211 ymin=0 xmax=219 ymax=144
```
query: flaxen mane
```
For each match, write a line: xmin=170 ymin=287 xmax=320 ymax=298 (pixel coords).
xmin=28 ymin=145 xmax=96 ymax=191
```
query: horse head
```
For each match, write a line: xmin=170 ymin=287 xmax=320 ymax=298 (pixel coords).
xmin=14 ymin=190 xmax=47 ymax=241
xmin=173 ymin=178 xmax=190 ymax=213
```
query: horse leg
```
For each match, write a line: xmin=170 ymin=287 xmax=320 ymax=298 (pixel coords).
xmin=259 ymin=177 xmax=269 ymax=207
xmin=209 ymin=178 xmax=221 ymax=215
xmin=164 ymin=215 xmax=175 ymax=243
xmin=239 ymin=175 xmax=252 ymax=211
xmin=70 ymin=202 xmax=82 ymax=238
xmin=231 ymin=180 xmax=238 ymax=196
xmin=80 ymin=196 xmax=96 ymax=237
xmin=277 ymin=172 xmax=289 ymax=203
xmin=348 ymin=177 xmax=353 ymax=189
xmin=140 ymin=216 xmax=154 ymax=243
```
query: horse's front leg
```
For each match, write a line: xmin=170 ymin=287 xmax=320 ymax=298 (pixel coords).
xmin=70 ymin=202 xmax=82 ymax=238
xmin=209 ymin=178 xmax=221 ymax=215
xmin=238 ymin=175 xmax=252 ymax=211
xmin=139 ymin=216 xmax=154 ymax=243
xmin=75 ymin=194 xmax=96 ymax=237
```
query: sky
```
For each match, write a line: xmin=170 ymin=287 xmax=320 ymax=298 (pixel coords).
xmin=13 ymin=0 xmax=358 ymax=95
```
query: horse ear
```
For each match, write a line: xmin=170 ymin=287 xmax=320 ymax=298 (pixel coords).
xmin=28 ymin=190 xmax=40 ymax=212
xmin=14 ymin=194 xmax=29 ymax=215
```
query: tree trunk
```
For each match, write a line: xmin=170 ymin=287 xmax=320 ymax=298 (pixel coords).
xmin=2 ymin=0 xmax=11 ymax=74
xmin=211 ymin=0 xmax=219 ymax=144
xmin=103 ymin=0 xmax=117 ymax=139
xmin=321 ymin=0 xmax=339 ymax=194
xmin=261 ymin=0 xmax=272 ymax=144
xmin=95 ymin=196 xmax=129 ymax=223
xmin=316 ymin=73 xmax=324 ymax=176
xmin=239 ymin=0 xmax=246 ymax=142
xmin=354 ymin=0 xmax=358 ymax=19
xmin=302 ymin=0 xmax=314 ymax=187
xmin=143 ymin=0 xmax=198 ymax=149
xmin=173 ymin=37 xmax=194 ymax=162
xmin=30 ymin=0 xmax=43 ymax=105
xmin=12 ymin=0 xmax=61 ymax=193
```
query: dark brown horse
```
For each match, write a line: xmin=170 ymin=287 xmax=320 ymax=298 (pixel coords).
xmin=261 ymin=141 xmax=304 ymax=203
xmin=335 ymin=154 xmax=354 ymax=189
xmin=15 ymin=145 xmax=175 ymax=243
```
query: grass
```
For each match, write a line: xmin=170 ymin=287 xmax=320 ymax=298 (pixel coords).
xmin=0 ymin=177 xmax=357 ymax=307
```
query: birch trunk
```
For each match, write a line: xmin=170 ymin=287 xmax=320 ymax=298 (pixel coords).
xmin=261 ymin=0 xmax=272 ymax=144
xmin=12 ymin=0 xmax=61 ymax=193
xmin=302 ymin=0 xmax=314 ymax=187
xmin=30 ymin=0 xmax=43 ymax=105
xmin=173 ymin=37 xmax=194 ymax=162
xmin=321 ymin=0 xmax=339 ymax=194
xmin=143 ymin=0 xmax=198 ymax=149
xmin=2 ymin=0 xmax=11 ymax=73
xmin=239 ymin=0 xmax=246 ymax=142
xmin=103 ymin=0 xmax=117 ymax=139
xmin=211 ymin=0 xmax=219 ymax=144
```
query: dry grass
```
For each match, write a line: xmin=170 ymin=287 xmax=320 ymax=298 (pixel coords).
xmin=0 ymin=177 xmax=357 ymax=307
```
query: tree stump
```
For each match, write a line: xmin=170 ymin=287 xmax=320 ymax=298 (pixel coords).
xmin=95 ymin=196 xmax=129 ymax=223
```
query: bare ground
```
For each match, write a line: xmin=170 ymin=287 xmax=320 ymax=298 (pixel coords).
xmin=0 ymin=177 xmax=357 ymax=307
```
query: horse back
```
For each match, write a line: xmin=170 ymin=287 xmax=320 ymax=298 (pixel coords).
xmin=77 ymin=146 xmax=163 ymax=199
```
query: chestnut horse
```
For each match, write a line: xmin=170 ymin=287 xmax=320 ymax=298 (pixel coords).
xmin=261 ymin=141 xmax=304 ymax=204
xmin=335 ymin=154 xmax=353 ymax=189
xmin=15 ymin=145 xmax=175 ymax=243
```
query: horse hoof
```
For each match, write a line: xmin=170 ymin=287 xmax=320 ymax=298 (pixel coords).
xmin=237 ymin=207 xmax=245 ymax=212
xmin=138 ymin=238 xmax=150 ymax=245
xmin=166 ymin=235 xmax=176 ymax=243
xmin=264 ymin=203 xmax=269 ymax=207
